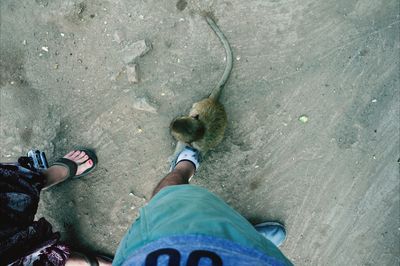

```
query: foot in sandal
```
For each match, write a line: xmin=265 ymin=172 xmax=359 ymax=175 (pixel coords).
xmin=66 ymin=251 xmax=112 ymax=266
xmin=44 ymin=149 xmax=97 ymax=188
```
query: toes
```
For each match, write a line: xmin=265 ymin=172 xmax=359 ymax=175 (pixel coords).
xmin=60 ymin=150 xmax=95 ymax=177
xmin=72 ymin=150 xmax=82 ymax=159
xmin=76 ymin=159 xmax=93 ymax=175
xmin=64 ymin=150 xmax=88 ymax=161
xmin=75 ymin=154 xmax=89 ymax=163
xmin=66 ymin=150 xmax=81 ymax=160
xmin=76 ymin=151 xmax=87 ymax=160
xmin=64 ymin=150 xmax=75 ymax=158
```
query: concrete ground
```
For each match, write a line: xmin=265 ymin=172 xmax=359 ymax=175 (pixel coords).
xmin=1 ymin=0 xmax=399 ymax=265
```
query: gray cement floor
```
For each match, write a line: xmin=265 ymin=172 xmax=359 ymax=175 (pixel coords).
xmin=1 ymin=0 xmax=399 ymax=265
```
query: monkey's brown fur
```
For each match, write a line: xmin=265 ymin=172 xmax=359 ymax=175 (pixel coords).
xmin=170 ymin=15 xmax=232 ymax=154
xmin=171 ymin=98 xmax=227 ymax=153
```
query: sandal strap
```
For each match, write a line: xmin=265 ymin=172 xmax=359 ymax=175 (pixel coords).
xmin=86 ymin=255 xmax=99 ymax=266
xmin=52 ymin=158 xmax=78 ymax=178
xmin=78 ymin=253 xmax=99 ymax=266
xmin=83 ymin=253 xmax=113 ymax=266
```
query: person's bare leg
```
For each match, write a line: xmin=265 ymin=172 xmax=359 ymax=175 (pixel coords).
xmin=152 ymin=161 xmax=195 ymax=197
xmin=43 ymin=151 xmax=111 ymax=265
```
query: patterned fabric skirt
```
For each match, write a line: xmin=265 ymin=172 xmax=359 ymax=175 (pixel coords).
xmin=0 ymin=158 xmax=70 ymax=266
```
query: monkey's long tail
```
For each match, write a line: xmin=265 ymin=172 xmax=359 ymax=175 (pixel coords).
xmin=205 ymin=16 xmax=233 ymax=101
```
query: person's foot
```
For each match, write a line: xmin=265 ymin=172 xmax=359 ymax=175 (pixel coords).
xmin=44 ymin=150 xmax=94 ymax=188
xmin=255 ymin=222 xmax=287 ymax=247
xmin=170 ymin=146 xmax=200 ymax=181
xmin=66 ymin=252 xmax=112 ymax=266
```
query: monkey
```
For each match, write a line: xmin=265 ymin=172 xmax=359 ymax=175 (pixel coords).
xmin=170 ymin=15 xmax=233 ymax=154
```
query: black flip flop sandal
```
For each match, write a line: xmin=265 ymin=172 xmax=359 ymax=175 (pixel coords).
xmin=80 ymin=253 xmax=113 ymax=266
xmin=52 ymin=149 xmax=98 ymax=179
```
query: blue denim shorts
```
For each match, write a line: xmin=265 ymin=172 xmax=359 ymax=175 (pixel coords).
xmin=113 ymin=185 xmax=289 ymax=265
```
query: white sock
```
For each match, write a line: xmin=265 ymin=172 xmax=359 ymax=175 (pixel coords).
xmin=171 ymin=146 xmax=201 ymax=171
